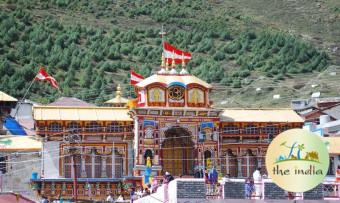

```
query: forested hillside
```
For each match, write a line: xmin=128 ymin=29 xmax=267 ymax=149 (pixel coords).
xmin=0 ymin=0 xmax=337 ymax=106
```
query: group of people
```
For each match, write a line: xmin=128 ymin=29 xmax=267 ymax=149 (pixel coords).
xmin=244 ymin=167 xmax=263 ymax=199
xmin=194 ymin=168 xmax=218 ymax=184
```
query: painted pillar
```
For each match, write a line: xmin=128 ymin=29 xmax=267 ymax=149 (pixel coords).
xmin=112 ymin=145 xmax=115 ymax=178
xmin=91 ymin=150 xmax=95 ymax=178
xmin=101 ymin=157 xmax=107 ymax=178
xmin=81 ymin=155 xmax=87 ymax=178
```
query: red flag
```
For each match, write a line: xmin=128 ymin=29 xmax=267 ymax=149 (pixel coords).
xmin=130 ymin=71 xmax=144 ymax=85
xmin=35 ymin=67 xmax=59 ymax=89
xmin=163 ymin=41 xmax=192 ymax=64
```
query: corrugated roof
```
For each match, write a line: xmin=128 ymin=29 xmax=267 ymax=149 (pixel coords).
xmin=323 ymin=104 xmax=340 ymax=120
xmin=0 ymin=91 xmax=17 ymax=102
xmin=33 ymin=106 xmax=132 ymax=121
xmin=220 ymin=108 xmax=304 ymax=122
xmin=136 ymin=74 xmax=212 ymax=88
xmin=0 ymin=136 xmax=41 ymax=151
xmin=48 ymin=97 xmax=95 ymax=107
xmin=323 ymin=137 xmax=340 ymax=154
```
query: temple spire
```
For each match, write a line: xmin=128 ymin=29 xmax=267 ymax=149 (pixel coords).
xmin=165 ymin=58 xmax=169 ymax=73
xmin=116 ymin=84 xmax=122 ymax=98
xmin=170 ymin=51 xmax=177 ymax=74
xmin=158 ymin=53 xmax=166 ymax=74
xmin=180 ymin=53 xmax=188 ymax=74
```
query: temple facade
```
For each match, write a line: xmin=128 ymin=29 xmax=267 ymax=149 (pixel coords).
xmin=31 ymin=61 xmax=304 ymax=201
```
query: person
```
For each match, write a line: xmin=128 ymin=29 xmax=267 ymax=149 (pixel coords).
xmin=244 ymin=177 xmax=254 ymax=199
xmin=41 ymin=196 xmax=49 ymax=203
xmin=194 ymin=168 xmax=201 ymax=178
xmin=130 ymin=187 xmax=136 ymax=203
xmin=165 ymin=171 xmax=174 ymax=183
xmin=106 ymin=193 xmax=114 ymax=202
xmin=223 ymin=173 xmax=230 ymax=182
xmin=253 ymin=167 xmax=262 ymax=199
xmin=117 ymin=194 xmax=124 ymax=201
xmin=204 ymin=169 xmax=209 ymax=184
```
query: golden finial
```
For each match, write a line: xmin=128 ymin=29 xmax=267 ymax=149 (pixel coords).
xmin=116 ymin=84 xmax=121 ymax=98
xmin=181 ymin=52 xmax=185 ymax=68
xmin=171 ymin=51 xmax=176 ymax=68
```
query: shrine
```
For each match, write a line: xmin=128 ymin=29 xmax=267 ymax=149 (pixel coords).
xmin=30 ymin=54 xmax=304 ymax=201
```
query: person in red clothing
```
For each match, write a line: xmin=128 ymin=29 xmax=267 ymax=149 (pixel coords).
xmin=336 ymin=165 xmax=340 ymax=182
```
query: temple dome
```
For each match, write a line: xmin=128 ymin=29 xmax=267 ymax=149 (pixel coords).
xmin=135 ymin=73 xmax=212 ymax=89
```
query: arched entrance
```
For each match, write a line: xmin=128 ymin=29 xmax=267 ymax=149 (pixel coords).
xmin=161 ymin=127 xmax=194 ymax=176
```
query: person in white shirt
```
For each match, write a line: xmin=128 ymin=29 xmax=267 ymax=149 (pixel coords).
xmin=253 ymin=167 xmax=262 ymax=199
xmin=106 ymin=193 xmax=114 ymax=202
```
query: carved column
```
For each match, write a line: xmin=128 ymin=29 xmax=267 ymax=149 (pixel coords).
xmin=112 ymin=147 xmax=116 ymax=178
xmin=91 ymin=150 xmax=95 ymax=178
xmin=81 ymin=155 xmax=87 ymax=178
xmin=237 ymin=157 xmax=242 ymax=178
xmin=101 ymin=156 xmax=107 ymax=178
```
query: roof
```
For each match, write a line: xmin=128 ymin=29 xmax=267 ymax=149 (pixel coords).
xmin=48 ymin=97 xmax=95 ymax=107
xmin=33 ymin=106 xmax=132 ymax=121
xmin=0 ymin=136 xmax=41 ymax=151
xmin=105 ymin=96 xmax=129 ymax=104
xmin=323 ymin=137 xmax=340 ymax=154
xmin=220 ymin=108 xmax=304 ymax=122
xmin=136 ymin=74 xmax=212 ymax=89
xmin=0 ymin=91 xmax=17 ymax=102
xmin=322 ymin=104 xmax=340 ymax=120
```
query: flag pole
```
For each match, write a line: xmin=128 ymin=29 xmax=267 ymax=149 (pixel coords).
xmin=14 ymin=77 xmax=36 ymax=118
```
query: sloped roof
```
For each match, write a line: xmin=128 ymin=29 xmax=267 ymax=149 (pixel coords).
xmin=323 ymin=137 xmax=340 ymax=154
xmin=136 ymin=74 xmax=212 ymax=89
xmin=0 ymin=91 xmax=17 ymax=102
xmin=220 ymin=108 xmax=304 ymax=122
xmin=33 ymin=106 xmax=132 ymax=121
xmin=322 ymin=104 xmax=340 ymax=120
xmin=105 ymin=96 xmax=129 ymax=104
xmin=48 ymin=97 xmax=95 ymax=107
xmin=0 ymin=136 xmax=41 ymax=151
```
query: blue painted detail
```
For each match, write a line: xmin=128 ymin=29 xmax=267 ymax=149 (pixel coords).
xmin=168 ymin=82 xmax=186 ymax=87
xmin=4 ymin=117 xmax=27 ymax=135
xmin=143 ymin=120 xmax=156 ymax=127
xmin=200 ymin=122 xmax=213 ymax=129
xmin=31 ymin=172 xmax=38 ymax=180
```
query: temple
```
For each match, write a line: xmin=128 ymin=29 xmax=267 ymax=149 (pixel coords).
xmin=31 ymin=56 xmax=304 ymax=200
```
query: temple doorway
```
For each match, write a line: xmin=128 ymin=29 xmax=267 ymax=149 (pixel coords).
xmin=161 ymin=127 xmax=194 ymax=176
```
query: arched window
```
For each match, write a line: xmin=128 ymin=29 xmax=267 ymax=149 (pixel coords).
xmin=48 ymin=122 xmax=62 ymax=132
xmin=67 ymin=122 xmax=81 ymax=133
xmin=223 ymin=124 xmax=239 ymax=134
xmin=221 ymin=150 xmax=238 ymax=177
xmin=240 ymin=149 xmax=257 ymax=177
xmin=107 ymin=122 xmax=123 ymax=133
xmin=244 ymin=124 xmax=258 ymax=134
xmin=86 ymin=121 xmax=102 ymax=132
xmin=144 ymin=149 xmax=153 ymax=165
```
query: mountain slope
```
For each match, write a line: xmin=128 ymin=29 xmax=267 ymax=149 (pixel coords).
xmin=0 ymin=0 xmax=337 ymax=107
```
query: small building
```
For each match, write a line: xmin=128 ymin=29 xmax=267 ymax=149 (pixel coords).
xmin=322 ymin=137 xmax=340 ymax=177
xmin=32 ymin=100 xmax=137 ymax=201
xmin=0 ymin=136 xmax=41 ymax=201
xmin=0 ymin=91 xmax=18 ymax=135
